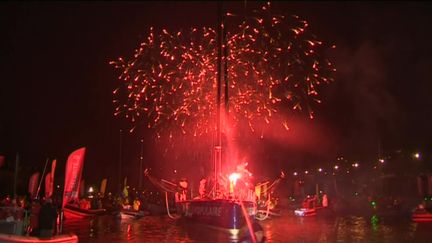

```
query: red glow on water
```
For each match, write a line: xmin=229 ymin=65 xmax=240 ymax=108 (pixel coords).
xmin=126 ymin=224 xmax=133 ymax=240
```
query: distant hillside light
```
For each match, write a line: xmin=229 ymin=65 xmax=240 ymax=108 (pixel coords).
xmin=413 ymin=152 xmax=421 ymax=159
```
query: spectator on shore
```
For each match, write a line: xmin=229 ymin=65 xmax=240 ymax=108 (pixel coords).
xmin=38 ymin=198 xmax=58 ymax=238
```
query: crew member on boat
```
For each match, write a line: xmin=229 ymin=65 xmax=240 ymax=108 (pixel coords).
xmin=133 ymin=197 xmax=141 ymax=211
xmin=302 ymin=195 xmax=314 ymax=209
xmin=175 ymin=178 xmax=189 ymax=215
xmin=322 ymin=193 xmax=328 ymax=208
xmin=175 ymin=178 xmax=188 ymax=202
xmin=197 ymin=177 xmax=207 ymax=199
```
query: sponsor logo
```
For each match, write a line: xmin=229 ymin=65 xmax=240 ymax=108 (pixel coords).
xmin=186 ymin=206 xmax=222 ymax=217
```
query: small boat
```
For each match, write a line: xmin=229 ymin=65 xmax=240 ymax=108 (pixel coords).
xmin=412 ymin=210 xmax=432 ymax=222
xmin=61 ymin=148 xmax=106 ymax=220
xmin=0 ymin=233 xmax=78 ymax=243
xmin=119 ymin=210 xmax=148 ymax=219
xmin=63 ymin=204 xmax=105 ymax=219
xmin=294 ymin=207 xmax=317 ymax=217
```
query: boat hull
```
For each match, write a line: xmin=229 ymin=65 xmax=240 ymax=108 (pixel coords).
xmin=178 ymin=199 xmax=264 ymax=242
xmin=119 ymin=210 xmax=149 ymax=219
xmin=179 ymin=199 xmax=256 ymax=230
xmin=63 ymin=205 xmax=105 ymax=219
xmin=294 ymin=208 xmax=317 ymax=217
xmin=0 ymin=233 xmax=78 ymax=243
xmin=412 ymin=212 xmax=432 ymax=222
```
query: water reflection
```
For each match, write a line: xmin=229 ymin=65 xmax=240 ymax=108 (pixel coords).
xmin=62 ymin=213 xmax=432 ymax=243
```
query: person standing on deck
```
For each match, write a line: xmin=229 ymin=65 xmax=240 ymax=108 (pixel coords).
xmin=322 ymin=193 xmax=328 ymax=208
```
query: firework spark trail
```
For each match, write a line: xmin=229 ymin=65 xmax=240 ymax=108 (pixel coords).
xmin=225 ymin=2 xmax=335 ymax=131
xmin=111 ymin=27 xmax=219 ymax=138
xmin=111 ymin=2 xmax=335 ymax=139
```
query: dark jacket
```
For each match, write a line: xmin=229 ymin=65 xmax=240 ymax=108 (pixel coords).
xmin=38 ymin=202 xmax=58 ymax=230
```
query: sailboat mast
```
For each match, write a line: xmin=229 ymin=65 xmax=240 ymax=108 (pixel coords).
xmin=139 ymin=138 xmax=144 ymax=190
xmin=118 ymin=129 xmax=123 ymax=194
xmin=214 ymin=1 xmax=224 ymax=197
xmin=13 ymin=153 xmax=19 ymax=198
xmin=223 ymin=11 xmax=229 ymax=113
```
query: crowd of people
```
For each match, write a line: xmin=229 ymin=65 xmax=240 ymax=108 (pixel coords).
xmin=0 ymin=194 xmax=58 ymax=237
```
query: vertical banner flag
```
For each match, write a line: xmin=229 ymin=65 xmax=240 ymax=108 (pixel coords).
xmin=123 ymin=177 xmax=128 ymax=198
xmin=100 ymin=178 xmax=107 ymax=198
xmin=0 ymin=155 xmax=5 ymax=168
xmin=51 ymin=159 xmax=57 ymax=184
xmin=62 ymin=147 xmax=86 ymax=208
xmin=428 ymin=175 xmax=432 ymax=195
xmin=28 ymin=172 xmax=40 ymax=200
xmin=45 ymin=172 xmax=52 ymax=199
xmin=45 ymin=159 xmax=57 ymax=199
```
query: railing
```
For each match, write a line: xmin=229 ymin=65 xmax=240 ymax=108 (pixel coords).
xmin=0 ymin=206 xmax=30 ymax=235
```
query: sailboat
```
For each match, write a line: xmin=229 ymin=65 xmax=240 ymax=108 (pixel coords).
xmin=143 ymin=3 xmax=265 ymax=242
xmin=61 ymin=147 xmax=105 ymax=219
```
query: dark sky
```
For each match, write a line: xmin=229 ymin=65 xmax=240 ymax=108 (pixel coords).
xmin=1 ymin=2 xmax=431 ymax=188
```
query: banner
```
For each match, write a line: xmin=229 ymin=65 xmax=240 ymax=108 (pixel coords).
xmin=28 ymin=172 xmax=40 ymax=200
xmin=44 ymin=159 xmax=57 ymax=199
xmin=100 ymin=178 xmax=107 ymax=197
xmin=51 ymin=159 xmax=57 ymax=183
xmin=62 ymin=147 xmax=86 ymax=208
xmin=0 ymin=155 xmax=4 ymax=168
xmin=45 ymin=172 xmax=52 ymax=199
xmin=123 ymin=177 xmax=128 ymax=198
xmin=428 ymin=175 xmax=432 ymax=195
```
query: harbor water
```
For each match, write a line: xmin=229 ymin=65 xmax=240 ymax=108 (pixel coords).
xmin=62 ymin=212 xmax=432 ymax=243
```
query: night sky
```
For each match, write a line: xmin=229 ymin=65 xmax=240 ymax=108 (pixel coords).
xmin=1 ymin=2 xmax=431 ymax=189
